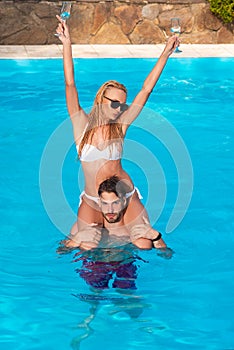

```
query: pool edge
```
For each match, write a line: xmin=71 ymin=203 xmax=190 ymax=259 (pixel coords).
xmin=0 ymin=44 xmax=234 ymax=59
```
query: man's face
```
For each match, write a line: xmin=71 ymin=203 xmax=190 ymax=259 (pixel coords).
xmin=99 ymin=192 xmax=125 ymax=223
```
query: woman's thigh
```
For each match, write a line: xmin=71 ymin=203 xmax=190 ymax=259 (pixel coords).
xmin=77 ymin=199 xmax=103 ymax=230
xmin=124 ymin=192 xmax=150 ymax=227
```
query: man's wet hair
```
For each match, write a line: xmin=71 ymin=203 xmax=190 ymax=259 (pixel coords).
xmin=98 ymin=175 xmax=131 ymax=199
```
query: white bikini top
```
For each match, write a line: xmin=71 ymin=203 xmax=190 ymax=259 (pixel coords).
xmin=77 ymin=143 xmax=122 ymax=162
xmin=76 ymin=123 xmax=123 ymax=162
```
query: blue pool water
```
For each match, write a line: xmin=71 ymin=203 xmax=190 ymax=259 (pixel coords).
xmin=0 ymin=57 xmax=234 ymax=350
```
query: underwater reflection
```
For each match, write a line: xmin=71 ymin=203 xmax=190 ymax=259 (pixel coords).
xmin=73 ymin=243 xmax=146 ymax=290
xmin=69 ymin=244 xmax=150 ymax=349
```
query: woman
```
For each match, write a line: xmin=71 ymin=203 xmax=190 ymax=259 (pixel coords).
xmin=56 ymin=16 xmax=179 ymax=250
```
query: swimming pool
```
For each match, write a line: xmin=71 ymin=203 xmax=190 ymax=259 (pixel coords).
xmin=0 ymin=57 xmax=234 ymax=349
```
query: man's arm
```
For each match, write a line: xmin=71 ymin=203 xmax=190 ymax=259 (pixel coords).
xmin=131 ymin=230 xmax=166 ymax=249
xmin=131 ymin=238 xmax=153 ymax=250
xmin=151 ymin=232 xmax=167 ymax=249
xmin=59 ymin=224 xmax=102 ymax=251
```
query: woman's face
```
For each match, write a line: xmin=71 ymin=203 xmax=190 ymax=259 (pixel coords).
xmin=102 ymin=87 xmax=128 ymax=121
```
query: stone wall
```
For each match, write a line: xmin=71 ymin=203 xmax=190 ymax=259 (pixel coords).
xmin=0 ymin=0 xmax=233 ymax=44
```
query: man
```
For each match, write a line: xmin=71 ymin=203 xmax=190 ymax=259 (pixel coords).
xmin=63 ymin=175 xmax=167 ymax=252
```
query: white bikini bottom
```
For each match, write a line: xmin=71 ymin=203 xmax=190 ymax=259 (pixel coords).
xmin=79 ymin=187 xmax=143 ymax=207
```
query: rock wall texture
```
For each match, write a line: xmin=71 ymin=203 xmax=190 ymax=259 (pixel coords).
xmin=0 ymin=0 xmax=233 ymax=44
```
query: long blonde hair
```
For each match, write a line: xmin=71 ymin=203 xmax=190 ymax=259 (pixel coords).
xmin=78 ymin=80 xmax=127 ymax=157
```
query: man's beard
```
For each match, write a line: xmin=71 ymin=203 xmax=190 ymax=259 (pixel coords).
xmin=102 ymin=212 xmax=122 ymax=223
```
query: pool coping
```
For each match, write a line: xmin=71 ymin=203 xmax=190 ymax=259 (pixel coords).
xmin=0 ymin=44 xmax=234 ymax=58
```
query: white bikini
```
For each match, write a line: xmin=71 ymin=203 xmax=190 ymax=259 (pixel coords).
xmin=76 ymin=134 xmax=142 ymax=205
xmin=77 ymin=142 xmax=122 ymax=162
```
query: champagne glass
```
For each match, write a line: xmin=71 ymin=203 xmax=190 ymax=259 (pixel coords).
xmin=170 ymin=18 xmax=182 ymax=53
xmin=55 ymin=2 xmax=72 ymax=37
xmin=60 ymin=2 xmax=72 ymax=21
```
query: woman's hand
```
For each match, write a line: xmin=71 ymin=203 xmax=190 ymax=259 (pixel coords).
xmin=55 ymin=15 xmax=71 ymax=43
xmin=163 ymin=35 xmax=180 ymax=56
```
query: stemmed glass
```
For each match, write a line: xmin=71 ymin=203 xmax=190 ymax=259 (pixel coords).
xmin=55 ymin=2 xmax=72 ymax=37
xmin=170 ymin=18 xmax=182 ymax=53
xmin=60 ymin=2 xmax=72 ymax=21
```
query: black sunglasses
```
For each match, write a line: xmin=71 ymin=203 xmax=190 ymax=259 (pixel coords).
xmin=103 ymin=96 xmax=128 ymax=112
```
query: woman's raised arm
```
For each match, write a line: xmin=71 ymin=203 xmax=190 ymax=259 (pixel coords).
xmin=120 ymin=35 xmax=179 ymax=130
xmin=56 ymin=16 xmax=87 ymax=128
